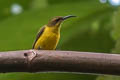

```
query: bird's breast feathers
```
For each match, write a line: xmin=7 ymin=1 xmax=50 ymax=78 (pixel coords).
xmin=35 ymin=26 xmax=60 ymax=50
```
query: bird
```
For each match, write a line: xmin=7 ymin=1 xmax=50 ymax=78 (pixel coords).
xmin=32 ymin=15 xmax=76 ymax=50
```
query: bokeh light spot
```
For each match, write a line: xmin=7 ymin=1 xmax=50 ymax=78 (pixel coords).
xmin=108 ymin=0 xmax=120 ymax=6
xmin=99 ymin=0 xmax=107 ymax=3
xmin=11 ymin=3 xmax=23 ymax=15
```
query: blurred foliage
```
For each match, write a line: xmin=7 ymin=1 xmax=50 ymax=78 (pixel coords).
xmin=0 ymin=73 xmax=96 ymax=80
xmin=0 ymin=0 xmax=119 ymax=80
xmin=48 ymin=0 xmax=84 ymax=4
xmin=112 ymin=7 xmax=120 ymax=40
xmin=31 ymin=0 xmax=48 ymax=9
xmin=96 ymin=7 xmax=120 ymax=80
xmin=96 ymin=75 xmax=120 ymax=80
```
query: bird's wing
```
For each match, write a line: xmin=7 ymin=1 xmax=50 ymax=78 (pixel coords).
xmin=32 ymin=26 xmax=45 ymax=49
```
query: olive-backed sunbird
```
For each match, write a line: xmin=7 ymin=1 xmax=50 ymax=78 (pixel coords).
xmin=32 ymin=15 xmax=76 ymax=50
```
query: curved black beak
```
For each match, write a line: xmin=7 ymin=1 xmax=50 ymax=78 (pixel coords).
xmin=63 ymin=15 xmax=76 ymax=20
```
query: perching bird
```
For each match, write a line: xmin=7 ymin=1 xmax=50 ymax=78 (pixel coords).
xmin=32 ymin=15 xmax=76 ymax=50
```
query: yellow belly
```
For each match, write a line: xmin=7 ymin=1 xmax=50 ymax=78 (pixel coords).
xmin=34 ymin=28 xmax=60 ymax=50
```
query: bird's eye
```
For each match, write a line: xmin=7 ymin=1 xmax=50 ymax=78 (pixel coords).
xmin=55 ymin=18 xmax=61 ymax=22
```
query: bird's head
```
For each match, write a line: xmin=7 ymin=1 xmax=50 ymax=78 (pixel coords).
xmin=47 ymin=15 xmax=76 ymax=27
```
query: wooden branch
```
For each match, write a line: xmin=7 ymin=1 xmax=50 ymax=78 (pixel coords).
xmin=0 ymin=50 xmax=120 ymax=76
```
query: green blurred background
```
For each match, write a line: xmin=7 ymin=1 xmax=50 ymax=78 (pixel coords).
xmin=0 ymin=0 xmax=120 ymax=80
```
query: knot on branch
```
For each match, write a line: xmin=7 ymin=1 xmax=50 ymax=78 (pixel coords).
xmin=24 ymin=50 xmax=37 ymax=68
